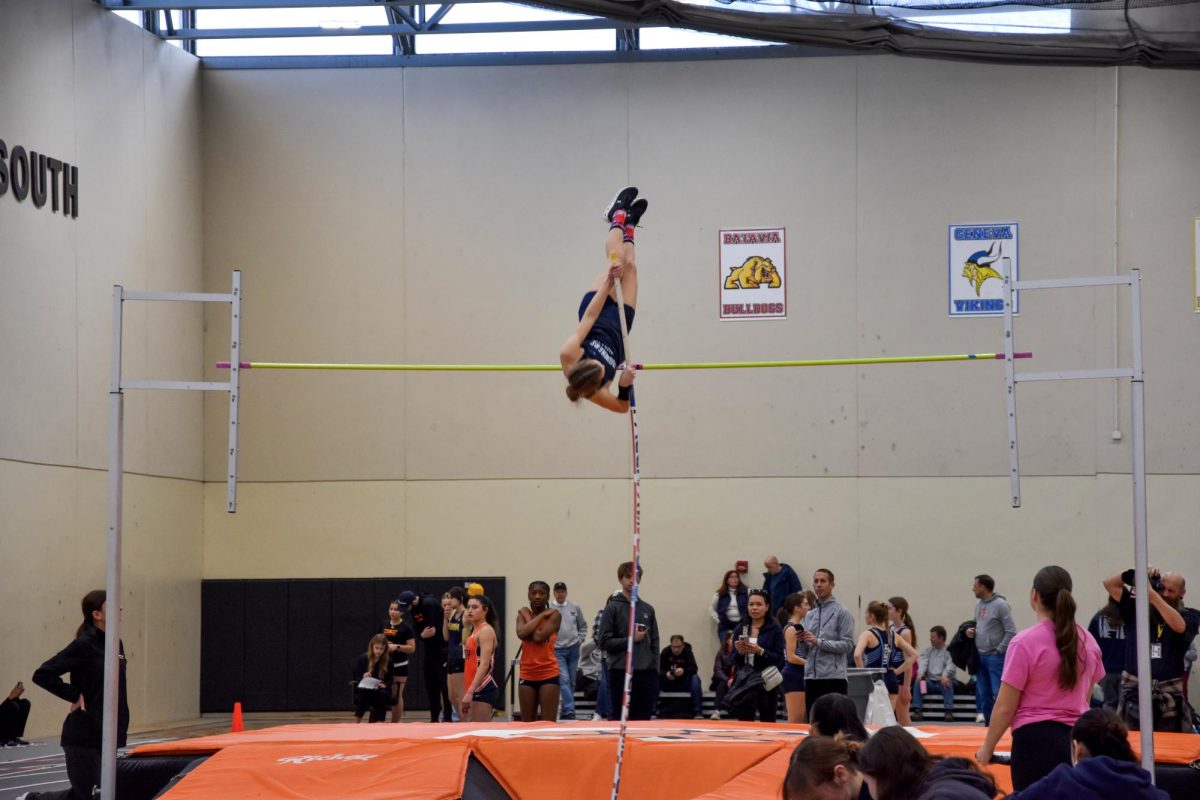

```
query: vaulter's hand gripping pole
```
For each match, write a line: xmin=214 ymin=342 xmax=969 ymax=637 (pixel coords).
xmin=609 ymin=261 xmax=641 ymax=800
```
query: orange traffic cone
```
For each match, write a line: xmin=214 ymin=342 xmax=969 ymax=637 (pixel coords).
xmin=231 ymin=701 xmax=244 ymax=733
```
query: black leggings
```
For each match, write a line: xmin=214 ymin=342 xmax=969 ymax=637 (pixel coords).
xmin=0 ymin=698 xmax=31 ymax=740
xmin=1011 ymin=720 xmax=1072 ymax=791
xmin=734 ymin=688 xmax=780 ymax=723
xmin=424 ymin=657 xmax=452 ymax=722
xmin=27 ymin=745 xmax=99 ymax=800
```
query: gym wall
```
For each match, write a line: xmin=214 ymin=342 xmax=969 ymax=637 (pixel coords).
xmin=0 ymin=0 xmax=204 ymax=737
xmin=197 ymin=60 xmax=1200 ymax=682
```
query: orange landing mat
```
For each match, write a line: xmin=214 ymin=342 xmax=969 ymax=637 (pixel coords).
xmin=132 ymin=721 xmax=1200 ymax=800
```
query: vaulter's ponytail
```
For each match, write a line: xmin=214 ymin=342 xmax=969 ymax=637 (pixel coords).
xmin=1034 ymin=565 xmax=1080 ymax=690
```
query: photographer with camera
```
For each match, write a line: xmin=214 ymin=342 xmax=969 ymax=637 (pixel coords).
xmin=1103 ymin=566 xmax=1200 ymax=731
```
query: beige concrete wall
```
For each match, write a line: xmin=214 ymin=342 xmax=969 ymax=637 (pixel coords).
xmin=205 ymin=474 xmax=1200 ymax=689
xmin=0 ymin=0 xmax=204 ymax=736
xmin=200 ymin=58 xmax=1200 ymax=680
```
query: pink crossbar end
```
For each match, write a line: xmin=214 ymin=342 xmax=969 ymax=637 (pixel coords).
xmin=1001 ymin=352 xmax=1034 ymax=360
xmin=216 ymin=361 xmax=252 ymax=369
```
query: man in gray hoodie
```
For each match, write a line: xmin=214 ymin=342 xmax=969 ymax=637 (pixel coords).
xmin=599 ymin=561 xmax=660 ymax=721
xmin=550 ymin=581 xmax=589 ymax=720
xmin=798 ymin=568 xmax=856 ymax=712
xmin=966 ymin=573 xmax=1016 ymax=725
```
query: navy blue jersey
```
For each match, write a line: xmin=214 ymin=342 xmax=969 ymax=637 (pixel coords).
xmin=578 ymin=291 xmax=635 ymax=387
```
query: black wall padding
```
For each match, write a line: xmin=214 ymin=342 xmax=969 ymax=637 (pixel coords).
xmin=460 ymin=754 xmax=513 ymax=800
xmin=201 ymin=577 xmax=506 ymax=713
xmin=199 ymin=581 xmax=244 ymax=713
xmin=287 ymin=580 xmax=332 ymax=710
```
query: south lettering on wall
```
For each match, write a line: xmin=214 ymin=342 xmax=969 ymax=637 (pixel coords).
xmin=0 ymin=137 xmax=79 ymax=218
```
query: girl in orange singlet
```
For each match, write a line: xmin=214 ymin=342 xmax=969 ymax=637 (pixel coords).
xmin=517 ymin=580 xmax=562 ymax=722
xmin=461 ymin=595 xmax=499 ymax=722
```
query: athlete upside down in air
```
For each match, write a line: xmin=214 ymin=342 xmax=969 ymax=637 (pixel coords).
xmin=560 ymin=187 xmax=648 ymax=413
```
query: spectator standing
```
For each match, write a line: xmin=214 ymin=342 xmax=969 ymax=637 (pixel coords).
xmin=887 ymin=597 xmax=917 ymax=725
xmin=27 ymin=591 xmax=129 ymax=800
xmin=1087 ymin=598 xmax=1126 ymax=712
xmin=516 ymin=581 xmax=561 ymax=722
xmin=800 ymin=569 xmax=856 ymax=711
xmin=406 ymin=590 xmax=453 ymax=723
xmin=1 ymin=682 xmax=31 ymax=746
xmin=443 ymin=587 xmax=467 ymax=721
xmin=730 ymin=589 xmax=785 ymax=722
xmin=966 ymin=573 xmax=1016 ymax=725
xmin=379 ymin=599 xmax=416 ymax=722
xmin=912 ymin=626 xmax=957 ymax=722
xmin=976 ymin=566 xmax=1105 ymax=791
xmin=709 ymin=632 xmax=736 ymax=720
xmin=854 ymin=602 xmax=918 ymax=712
xmin=352 ymin=635 xmax=394 ymax=723
xmin=589 ymin=605 xmax=610 ymax=720
xmin=1102 ymin=566 xmax=1199 ymax=731
xmin=1009 ymin=709 xmax=1169 ymax=800
xmin=709 ymin=569 xmax=748 ymax=645
xmin=659 ymin=635 xmax=703 ymax=719
xmin=461 ymin=595 xmax=500 ymax=722
xmin=550 ymin=581 xmax=588 ymax=720
xmin=763 ymin=556 xmax=802 ymax=624
xmin=599 ymin=562 xmax=660 ymax=721
xmin=781 ymin=591 xmax=815 ymax=723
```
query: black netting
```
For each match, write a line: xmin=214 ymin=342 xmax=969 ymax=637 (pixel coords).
xmin=525 ymin=0 xmax=1200 ymax=66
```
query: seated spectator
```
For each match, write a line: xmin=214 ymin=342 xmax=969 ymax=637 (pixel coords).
xmin=659 ymin=635 xmax=703 ymax=719
xmin=1009 ymin=709 xmax=1169 ymax=800
xmin=709 ymin=569 xmax=748 ymax=645
xmin=858 ymin=726 xmax=996 ymax=800
xmin=709 ymin=631 xmax=736 ymax=720
xmin=912 ymin=625 xmax=958 ymax=722
xmin=728 ymin=589 xmax=785 ymax=722
xmin=782 ymin=734 xmax=870 ymax=800
xmin=807 ymin=692 xmax=868 ymax=742
xmin=352 ymin=634 xmax=393 ymax=723
xmin=0 ymin=682 xmax=30 ymax=746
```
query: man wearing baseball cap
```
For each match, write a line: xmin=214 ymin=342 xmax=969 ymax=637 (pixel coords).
xmin=550 ymin=581 xmax=589 ymax=720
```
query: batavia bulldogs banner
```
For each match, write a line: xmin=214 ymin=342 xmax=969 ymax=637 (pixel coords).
xmin=948 ymin=222 xmax=1019 ymax=318
xmin=719 ymin=227 xmax=787 ymax=321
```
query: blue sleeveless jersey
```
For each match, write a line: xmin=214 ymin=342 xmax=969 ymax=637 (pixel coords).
xmin=578 ymin=291 xmax=635 ymax=386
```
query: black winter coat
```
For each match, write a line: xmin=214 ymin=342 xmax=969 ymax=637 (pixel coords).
xmin=33 ymin=625 xmax=129 ymax=748
xmin=947 ymin=620 xmax=979 ymax=676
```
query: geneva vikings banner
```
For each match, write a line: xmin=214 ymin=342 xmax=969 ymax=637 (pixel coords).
xmin=948 ymin=222 xmax=1019 ymax=318
xmin=719 ymin=228 xmax=787 ymax=320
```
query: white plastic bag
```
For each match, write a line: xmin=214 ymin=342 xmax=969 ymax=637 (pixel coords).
xmin=865 ymin=680 xmax=898 ymax=727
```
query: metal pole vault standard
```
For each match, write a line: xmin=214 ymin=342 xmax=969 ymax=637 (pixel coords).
xmin=101 ymin=274 xmax=242 ymax=800
xmin=609 ymin=273 xmax=640 ymax=800
xmin=1001 ymin=261 xmax=1154 ymax=774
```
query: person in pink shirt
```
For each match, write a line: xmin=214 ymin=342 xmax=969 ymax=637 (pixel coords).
xmin=976 ymin=565 xmax=1105 ymax=791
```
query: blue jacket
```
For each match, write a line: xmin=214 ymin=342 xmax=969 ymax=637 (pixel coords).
xmin=1010 ymin=756 xmax=1169 ymax=800
xmin=762 ymin=564 xmax=802 ymax=615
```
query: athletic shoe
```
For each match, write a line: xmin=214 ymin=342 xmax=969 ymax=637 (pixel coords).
xmin=603 ymin=187 xmax=638 ymax=222
xmin=693 ymin=713 xmax=705 ymax=719
xmin=591 ymin=712 xmax=604 ymax=721
xmin=944 ymin=712 xmax=956 ymax=722
xmin=625 ymin=198 xmax=649 ymax=227
xmin=709 ymin=711 xmax=721 ymax=720
xmin=975 ymin=713 xmax=985 ymax=723
xmin=558 ymin=713 xmax=575 ymax=721
xmin=911 ymin=708 xmax=924 ymax=722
